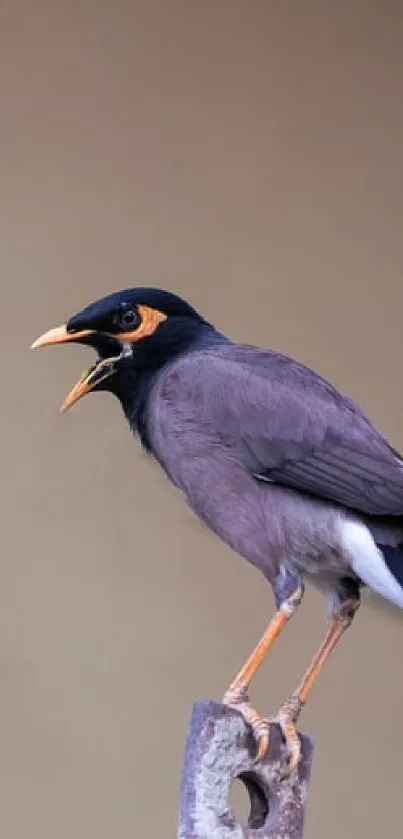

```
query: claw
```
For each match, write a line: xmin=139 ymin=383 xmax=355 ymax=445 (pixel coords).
xmin=249 ymin=711 xmax=271 ymax=763
xmin=278 ymin=716 xmax=301 ymax=775
xmin=222 ymin=687 xmax=303 ymax=771
xmin=275 ymin=695 xmax=303 ymax=776
xmin=223 ymin=685 xmax=270 ymax=762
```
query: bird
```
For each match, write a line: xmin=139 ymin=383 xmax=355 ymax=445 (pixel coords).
xmin=32 ymin=286 xmax=403 ymax=772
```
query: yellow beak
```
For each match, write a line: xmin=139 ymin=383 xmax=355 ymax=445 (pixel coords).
xmin=59 ymin=367 xmax=96 ymax=413
xmin=31 ymin=324 xmax=94 ymax=349
xmin=59 ymin=358 xmax=119 ymax=412
xmin=31 ymin=324 xmax=118 ymax=412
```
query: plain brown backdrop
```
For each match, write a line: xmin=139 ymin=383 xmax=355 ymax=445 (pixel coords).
xmin=1 ymin=1 xmax=403 ymax=836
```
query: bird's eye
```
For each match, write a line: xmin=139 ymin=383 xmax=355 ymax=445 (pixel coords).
xmin=118 ymin=308 xmax=140 ymax=330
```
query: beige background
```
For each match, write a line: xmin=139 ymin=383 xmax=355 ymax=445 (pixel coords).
xmin=1 ymin=1 xmax=403 ymax=836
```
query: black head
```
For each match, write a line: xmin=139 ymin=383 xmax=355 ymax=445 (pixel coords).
xmin=31 ymin=287 xmax=214 ymax=413
xmin=66 ymin=287 xmax=207 ymax=335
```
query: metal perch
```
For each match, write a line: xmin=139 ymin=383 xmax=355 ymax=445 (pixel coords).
xmin=178 ymin=701 xmax=314 ymax=839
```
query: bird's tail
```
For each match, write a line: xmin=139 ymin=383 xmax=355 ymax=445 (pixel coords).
xmin=342 ymin=522 xmax=403 ymax=608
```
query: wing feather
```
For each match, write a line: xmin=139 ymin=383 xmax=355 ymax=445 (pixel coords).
xmin=167 ymin=344 xmax=403 ymax=516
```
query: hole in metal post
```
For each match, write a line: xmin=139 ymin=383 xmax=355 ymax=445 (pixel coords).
xmin=229 ymin=772 xmax=269 ymax=829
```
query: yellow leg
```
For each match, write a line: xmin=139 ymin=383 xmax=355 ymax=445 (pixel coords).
xmin=276 ymin=597 xmax=359 ymax=773
xmin=223 ymin=585 xmax=304 ymax=761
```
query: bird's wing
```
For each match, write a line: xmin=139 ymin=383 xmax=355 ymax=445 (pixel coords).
xmin=170 ymin=344 xmax=403 ymax=516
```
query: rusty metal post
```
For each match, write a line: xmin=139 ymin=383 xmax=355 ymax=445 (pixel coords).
xmin=178 ymin=701 xmax=314 ymax=839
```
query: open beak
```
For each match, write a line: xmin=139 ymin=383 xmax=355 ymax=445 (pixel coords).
xmin=31 ymin=324 xmax=121 ymax=412
xmin=59 ymin=357 xmax=120 ymax=412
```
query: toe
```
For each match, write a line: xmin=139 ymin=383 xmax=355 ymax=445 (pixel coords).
xmin=287 ymin=741 xmax=301 ymax=774
xmin=278 ymin=716 xmax=301 ymax=775
xmin=252 ymin=717 xmax=270 ymax=763
xmin=222 ymin=690 xmax=270 ymax=763
xmin=222 ymin=682 xmax=249 ymax=706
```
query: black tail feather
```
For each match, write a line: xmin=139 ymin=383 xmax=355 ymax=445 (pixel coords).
xmin=378 ymin=543 xmax=403 ymax=589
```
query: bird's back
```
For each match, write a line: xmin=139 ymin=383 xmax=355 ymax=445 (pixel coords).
xmin=143 ymin=341 xmax=403 ymax=603
xmin=145 ymin=341 xmax=403 ymax=514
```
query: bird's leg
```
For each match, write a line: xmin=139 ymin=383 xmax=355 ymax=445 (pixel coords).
xmin=275 ymin=584 xmax=360 ymax=774
xmin=223 ymin=571 xmax=305 ymax=763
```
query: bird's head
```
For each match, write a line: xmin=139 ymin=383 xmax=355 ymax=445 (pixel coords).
xmin=31 ymin=287 xmax=210 ymax=413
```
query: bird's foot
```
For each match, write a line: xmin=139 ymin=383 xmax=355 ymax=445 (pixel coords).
xmin=222 ymin=683 xmax=270 ymax=763
xmin=223 ymin=686 xmax=303 ymax=775
xmin=272 ymin=695 xmax=303 ymax=776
